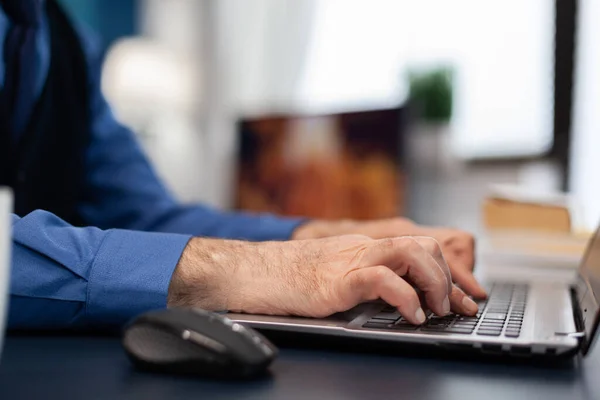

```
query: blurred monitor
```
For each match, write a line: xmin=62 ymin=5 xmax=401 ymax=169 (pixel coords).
xmin=235 ymin=107 xmax=407 ymax=220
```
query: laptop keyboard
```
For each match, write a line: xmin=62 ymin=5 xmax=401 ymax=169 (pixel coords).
xmin=362 ymin=283 xmax=528 ymax=338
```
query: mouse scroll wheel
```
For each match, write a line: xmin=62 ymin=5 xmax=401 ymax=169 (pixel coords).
xmin=233 ymin=324 xmax=264 ymax=345
xmin=232 ymin=323 xmax=248 ymax=334
xmin=182 ymin=329 xmax=227 ymax=354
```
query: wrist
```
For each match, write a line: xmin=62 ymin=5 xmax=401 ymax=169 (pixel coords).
xmin=291 ymin=219 xmax=358 ymax=240
xmin=167 ymin=237 xmax=239 ymax=311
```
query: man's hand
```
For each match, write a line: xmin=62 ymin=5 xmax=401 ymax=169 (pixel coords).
xmin=292 ymin=218 xmax=486 ymax=299
xmin=168 ymin=235 xmax=479 ymax=325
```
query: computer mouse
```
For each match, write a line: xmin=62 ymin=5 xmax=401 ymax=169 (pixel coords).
xmin=122 ymin=308 xmax=278 ymax=379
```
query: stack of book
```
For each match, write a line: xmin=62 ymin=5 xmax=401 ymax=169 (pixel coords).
xmin=480 ymin=184 xmax=591 ymax=270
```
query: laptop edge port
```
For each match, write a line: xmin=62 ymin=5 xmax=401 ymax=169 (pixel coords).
xmin=481 ymin=344 xmax=503 ymax=355
xmin=510 ymin=345 xmax=532 ymax=356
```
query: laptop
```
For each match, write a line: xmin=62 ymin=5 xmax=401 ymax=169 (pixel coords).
xmin=228 ymin=225 xmax=600 ymax=359
xmin=0 ymin=188 xmax=12 ymax=361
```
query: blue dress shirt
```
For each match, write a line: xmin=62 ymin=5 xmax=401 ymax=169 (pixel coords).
xmin=2 ymin=4 xmax=304 ymax=330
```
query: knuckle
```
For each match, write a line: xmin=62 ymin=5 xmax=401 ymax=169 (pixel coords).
xmin=451 ymin=285 xmax=465 ymax=298
xmin=422 ymin=237 xmax=443 ymax=256
xmin=371 ymin=266 xmax=391 ymax=284
xmin=398 ymin=236 xmax=421 ymax=252
xmin=379 ymin=237 xmax=396 ymax=250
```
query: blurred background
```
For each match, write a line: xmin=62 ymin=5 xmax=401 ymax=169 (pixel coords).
xmin=57 ymin=0 xmax=598 ymax=247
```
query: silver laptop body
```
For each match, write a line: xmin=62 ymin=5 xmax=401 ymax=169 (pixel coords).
xmin=0 ymin=188 xmax=13 ymax=360
xmin=229 ymin=226 xmax=600 ymax=358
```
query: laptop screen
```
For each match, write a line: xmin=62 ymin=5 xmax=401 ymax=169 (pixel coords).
xmin=575 ymin=226 xmax=600 ymax=354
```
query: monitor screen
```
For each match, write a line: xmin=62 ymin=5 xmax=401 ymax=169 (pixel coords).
xmin=235 ymin=107 xmax=407 ymax=220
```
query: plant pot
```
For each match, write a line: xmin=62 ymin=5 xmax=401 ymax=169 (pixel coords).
xmin=407 ymin=122 xmax=454 ymax=174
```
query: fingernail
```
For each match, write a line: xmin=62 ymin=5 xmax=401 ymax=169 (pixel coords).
xmin=462 ymin=296 xmax=478 ymax=314
xmin=415 ymin=308 xmax=426 ymax=324
xmin=442 ymin=297 xmax=451 ymax=315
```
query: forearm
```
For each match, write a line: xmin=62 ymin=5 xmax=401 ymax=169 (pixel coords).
xmin=9 ymin=210 xmax=190 ymax=330
xmin=145 ymin=205 xmax=307 ymax=241
xmin=167 ymin=236 xmax=293 ymax=315
xmin=291 ymin=217 xmax=418 ymax=239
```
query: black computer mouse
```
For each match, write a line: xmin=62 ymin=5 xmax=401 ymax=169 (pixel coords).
xmin=122 ymin=308 xmax=278 ymax=379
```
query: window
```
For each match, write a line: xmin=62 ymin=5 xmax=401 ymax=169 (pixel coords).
xmin=298 ymin=0 xmax=554 ymax=159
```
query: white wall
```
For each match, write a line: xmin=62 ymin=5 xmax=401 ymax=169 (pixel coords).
xmin=104 ymin=0 xmax=210 ymax=203
xmin=570 ymin=0 xmax=600 ymax=230
xmin=298 ymin=0 xmax=554 ymax=159
xmin=130 ymin=0 xmax=317 ymax=208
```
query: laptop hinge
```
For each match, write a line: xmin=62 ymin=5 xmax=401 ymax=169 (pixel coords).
xmin=570 ymin=286 xmax=586 ymax=334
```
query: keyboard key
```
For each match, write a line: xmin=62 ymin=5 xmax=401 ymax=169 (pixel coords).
xmin=453 ymin=322 xmax=477 ymax=327
xmin=458 ymin=316 xmax=479 ymax=322
xmin=477 ymin=330 xmax=502 ymax=336
xmin=481 ymin=319 xmax=504 ymax=324
xmin=478 ymin=326 xmax=503 ymax=332
xmin=426 ymin=319 xmax=450 ymax=325
xmin=363 ymin=322 xmax=392 ymax=329
xmin=445 ymin=327 xmax=474 ymax=334
xmin=484 ymin=313 xmax=507 ymax=320
xmin=478 ymin=325 xmax=503 ymax=331
xmin=480 ymin=320 xmax=505 ymax=325
xmin=478 ymin=328 xmax=503 ymax=333
xmin=422 ymin=325 xmax=450 ymax=331
xmin=428 ymin=315 xmax=451 ymax=322
xmin=389 ymin=323 xmax=418 ymax=331
xmin=480 ymin=323 xmax=505 ymax=329
xmin=374 ymin=312 xmax=402 ymax=321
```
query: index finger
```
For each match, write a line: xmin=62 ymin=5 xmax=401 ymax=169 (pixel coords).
xmin=449 ymin=264 xmax=487 ymax=299
xmin=411 ymin=236 xmax=453 ymax=294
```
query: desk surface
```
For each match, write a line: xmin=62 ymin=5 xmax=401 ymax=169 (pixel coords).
xmin=1 ymin=335 xmax=598 ymax=400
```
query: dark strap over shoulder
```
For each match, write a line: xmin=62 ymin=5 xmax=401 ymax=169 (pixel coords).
xmin=0 ymin=0 xmax=92 ymax=225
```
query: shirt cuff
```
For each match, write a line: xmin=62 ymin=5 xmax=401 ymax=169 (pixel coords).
xmin=85 ymin=229 xmax=191 ymax=327
xmin=220 ymin=213 xmax=308 ymax=241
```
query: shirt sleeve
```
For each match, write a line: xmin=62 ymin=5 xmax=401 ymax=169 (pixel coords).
xmin=9 ymin=210 xmax=191 ymax=330
xmin=75 ymin=24 xmax=305 ymax=241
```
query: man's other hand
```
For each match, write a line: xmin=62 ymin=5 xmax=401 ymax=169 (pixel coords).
xmin=167 ymin=235 xmax=479 ymax=325
xmin=292 ymin=218 xmax=486 ymax=299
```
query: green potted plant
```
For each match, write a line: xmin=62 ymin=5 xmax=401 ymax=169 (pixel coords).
xmin=408 ymin=67 xmax=453 ymax=124
xmin=406 ymin=66 xmax=455 ymax=170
